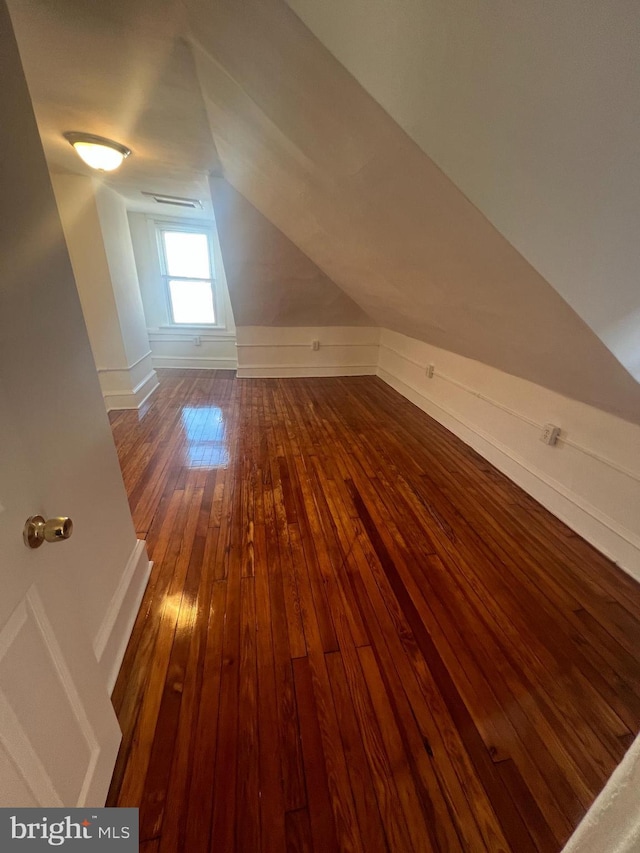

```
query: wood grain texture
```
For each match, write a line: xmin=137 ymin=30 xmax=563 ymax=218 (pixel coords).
xmin=107 ymin=370 xmax=640 ymax=852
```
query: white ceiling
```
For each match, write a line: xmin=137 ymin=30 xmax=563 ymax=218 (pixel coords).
xmin=7 ymin=0 xmax=219 ymax=218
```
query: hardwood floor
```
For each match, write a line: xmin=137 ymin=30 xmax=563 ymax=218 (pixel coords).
xmin=107 ymin=369 xmax=640 ymax=852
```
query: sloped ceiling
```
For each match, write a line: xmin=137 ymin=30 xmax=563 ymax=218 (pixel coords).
xmin=287 ymin=0 xmax=640 ymax=385
xmin=186 ymin=0 xmax=640 ymax=423
xmin=211 ymin=177 xmax=372 ymax=326
xmin=9 ymin=0 xmax=640 ymax=422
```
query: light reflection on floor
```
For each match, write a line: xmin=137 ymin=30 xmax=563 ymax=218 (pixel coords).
xmin=180 ymin=405 xmax=229 ymax=469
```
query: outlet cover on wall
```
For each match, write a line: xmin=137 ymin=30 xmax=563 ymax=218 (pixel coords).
xmin=426 ymin=363 xmax=435 ymax=378
xmin=312 ymin=340 xmax=320 ymax=351
xmin=541 ymin=423 xmax=561 ymax=445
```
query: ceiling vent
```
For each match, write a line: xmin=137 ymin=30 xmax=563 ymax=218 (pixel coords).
xmin=141 ymin=191 xmax=203 ymax=209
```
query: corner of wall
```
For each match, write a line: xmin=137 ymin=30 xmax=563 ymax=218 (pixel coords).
xmin=98 ymin=351 xmax=159 ymax=412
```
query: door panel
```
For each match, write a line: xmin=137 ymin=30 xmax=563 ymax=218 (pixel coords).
xmin=0 ymin=748 xmax=38 ymax=807
xmin=0 ymin=378 xmax=123 ymax=810
xmin=0 ymin=596 xmax=98 ymax=806
xmin=0 ymin=0 xmax=132 ymax=806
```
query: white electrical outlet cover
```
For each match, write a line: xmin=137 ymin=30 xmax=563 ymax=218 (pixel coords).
xmin=541 ymin=423 xmax=561 ymax=445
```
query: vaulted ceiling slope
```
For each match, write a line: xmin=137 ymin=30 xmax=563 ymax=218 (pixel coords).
xmin=185 ymin=0 xmax=640 ymax=424
xmin=211 ymin=178 xmax=372 ymax=327
xmin=288 ymin=0 xmax=640 ymax=388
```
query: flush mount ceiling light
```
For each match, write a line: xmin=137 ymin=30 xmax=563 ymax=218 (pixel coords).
xmin=63 ymin=132 xmax=131 ymax=172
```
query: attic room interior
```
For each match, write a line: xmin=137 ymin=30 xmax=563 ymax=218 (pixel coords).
xmin=1 ymin=0 xmax=639 ymax=851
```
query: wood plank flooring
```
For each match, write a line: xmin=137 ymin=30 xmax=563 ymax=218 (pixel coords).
xmin=107 ymin=370 xmax=640 ymax=852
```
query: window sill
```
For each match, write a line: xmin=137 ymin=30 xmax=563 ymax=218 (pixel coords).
xmin=148 ymin=325 xmax=236 ymax=340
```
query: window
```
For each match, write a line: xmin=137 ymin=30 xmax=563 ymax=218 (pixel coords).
xmin=156 ymin=224 xmax=218 ymax=325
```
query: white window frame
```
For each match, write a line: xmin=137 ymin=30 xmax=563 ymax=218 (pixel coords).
xmin=154 ymin=220 xmax=225 ymax=329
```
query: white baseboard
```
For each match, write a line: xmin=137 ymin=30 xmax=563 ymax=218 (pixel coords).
xmin=103 ymin=370 xmax=159 ymax=412
xmin=152 ymin=355 xmax=237 ymax=370
xmin=377 ymin=358 xmax=640 ymax=580
xmin=93 ymin=540 xmax=152 ymax=694
xmin=237 ymin=363 xmax=377 ymax=378
xmin=99 ymin=352 xmax=159 ymax=412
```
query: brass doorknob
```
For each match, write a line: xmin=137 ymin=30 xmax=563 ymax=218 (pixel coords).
xmin=23 ymin=515 xmax=73 ymax=549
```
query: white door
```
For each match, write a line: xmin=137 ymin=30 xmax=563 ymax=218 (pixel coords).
xmin=0 ymin=384 xmax=122 ymax=808
xmin=0 ymin=0 xmax=125 ymax=807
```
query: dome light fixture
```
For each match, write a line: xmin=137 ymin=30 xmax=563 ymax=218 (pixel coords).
xmin=64 ymin=132 xmax=131 ymax=172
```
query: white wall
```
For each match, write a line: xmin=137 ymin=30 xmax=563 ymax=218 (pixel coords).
xmin=51 ymin=174 xmax=128 ymax=372
xmin=128 ymin=210 xmax=238 ymax=370
xmin=93 ymin=185 xmax=158 ymax=408
xmin=52 ymin=174 xmax=158 ymax=410
xmin=236 ymin=326 xmax=379 ymax=378
xmin=287 ymin=0 xmax=640 ymax=384
xmin=94 ymin=186 xmax=152 ymax=369
xmin=378 ymin=330 xmax=640 ymax=580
